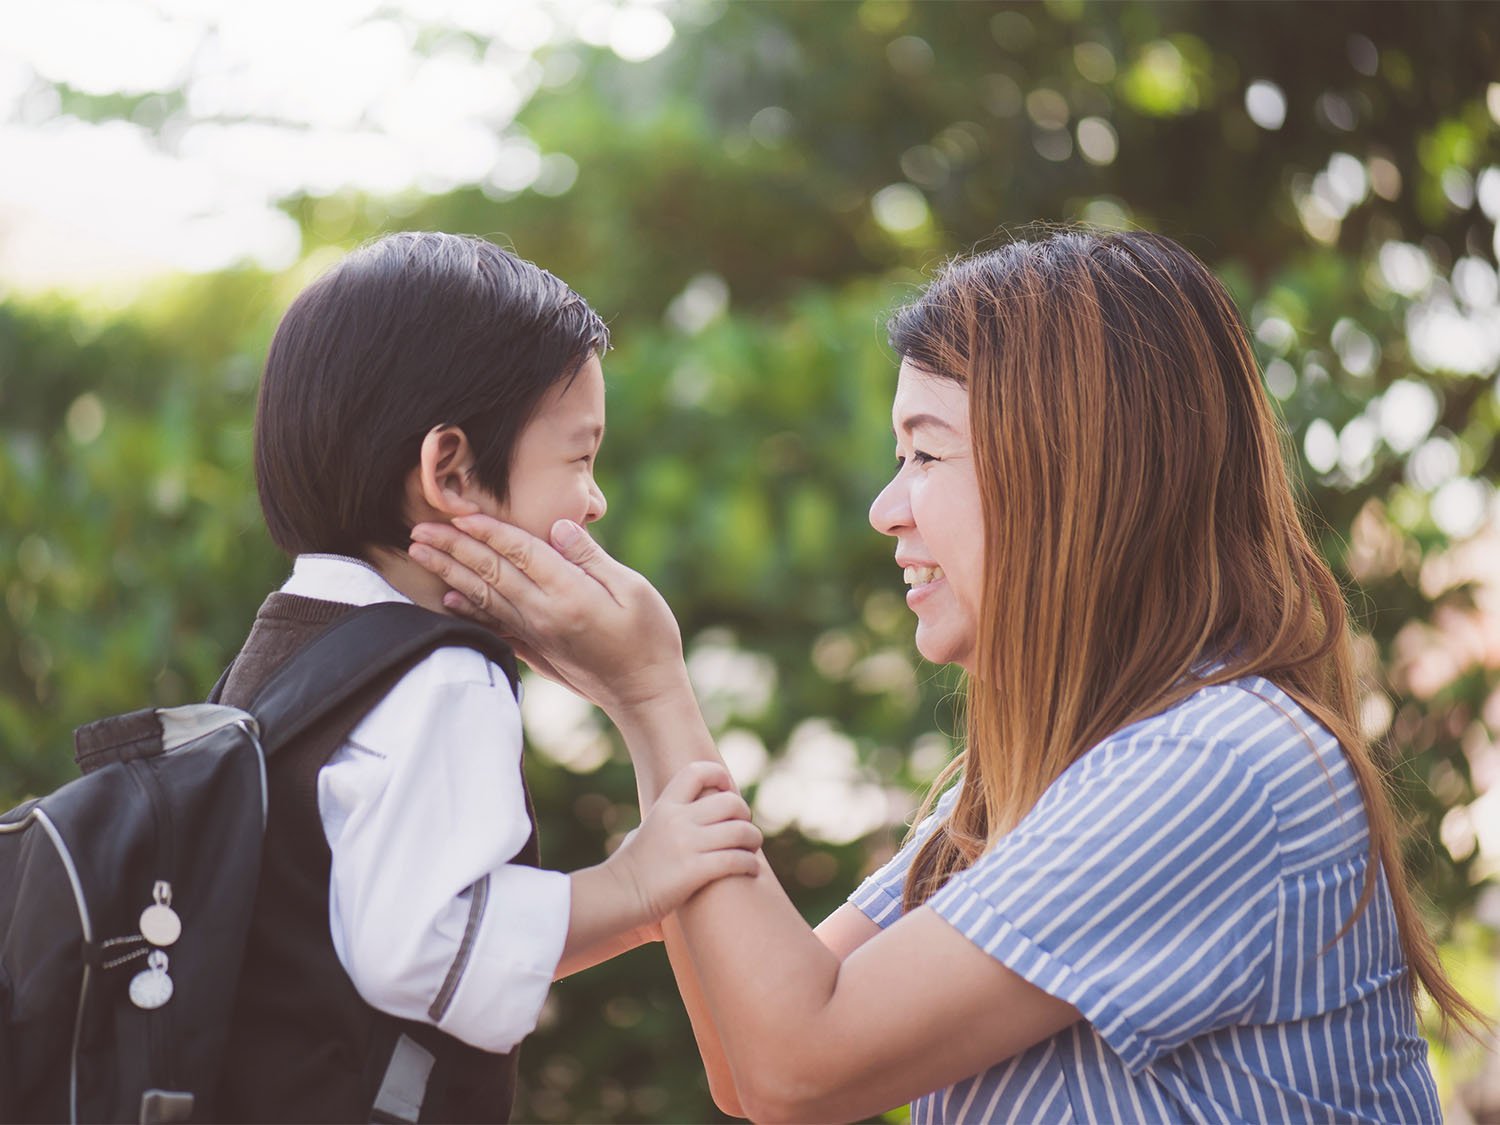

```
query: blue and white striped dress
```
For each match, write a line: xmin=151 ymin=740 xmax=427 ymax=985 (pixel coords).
xmin=851 ymin=677 xmax=1441 ymax=1123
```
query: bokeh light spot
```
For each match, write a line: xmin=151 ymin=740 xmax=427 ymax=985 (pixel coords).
xmin=1245 ymin=79 xmax=1287 ymax=130
xmin=1076 ymin=116 xmax=1118 ymax=165
xmin=871 ymin=183 xmax=931 ymax=233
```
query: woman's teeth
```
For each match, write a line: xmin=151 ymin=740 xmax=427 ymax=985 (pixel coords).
xmin=903 ymin=565 xmax=945 ymax=587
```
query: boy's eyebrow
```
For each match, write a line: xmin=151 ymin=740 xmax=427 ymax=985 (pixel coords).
xmin=572 ymin=422 xmax=605 ymax=442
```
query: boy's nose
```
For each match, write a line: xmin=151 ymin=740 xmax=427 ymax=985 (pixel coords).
xmin=585 ymin=482 xmax=607 ymax=524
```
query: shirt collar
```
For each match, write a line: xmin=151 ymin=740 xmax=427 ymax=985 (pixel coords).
xmin=282 ymin=553 xmax=414 ymax=607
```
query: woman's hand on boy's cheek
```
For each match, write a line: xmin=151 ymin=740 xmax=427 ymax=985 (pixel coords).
xmin=408 ymin=514 xmax=689 ymax=715
xmin=409 ymin=517 xmax=602 ymax=695
xmin=408 ymin=522 xmax=529 ymax=626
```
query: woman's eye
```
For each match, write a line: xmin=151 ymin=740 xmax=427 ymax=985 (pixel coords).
xmin=910 ymin=450 xmax=936 ymax=465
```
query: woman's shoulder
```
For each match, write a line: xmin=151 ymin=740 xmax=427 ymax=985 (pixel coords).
xmin=1074 ymin=676 xmax=1367 ymax=868
xmin=1093 ymin=676 xmax=1336 ymax=765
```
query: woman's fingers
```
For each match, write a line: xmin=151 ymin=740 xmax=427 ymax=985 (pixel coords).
xmin=443 ymin=594 xmax=493 ymax=625
xmin=408 ymin=541 xmax=525 ymax=629
xmin=410 ymin=521 xmax=542 ymax=597
xmin=449 ymin=512 xmax=636 ymax=608
xmin=547 ymin=519 xmax=631 ymax=605
xmin=443 ymin=514 xmax=592 ymax=596
xmin=438 ymin=591 xmax=519 ymax=636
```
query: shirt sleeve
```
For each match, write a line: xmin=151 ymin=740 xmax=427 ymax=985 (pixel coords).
xmin=849 ymin=784 xmax=961 ymax=929
xmin=925 ymin=734 xmax=1280 ymax=1072
xmin=318 ymin=646 xmax=571 ymax=1054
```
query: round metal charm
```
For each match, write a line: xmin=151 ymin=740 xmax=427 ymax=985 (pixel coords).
xmin=129 ymin=953 xmax=174 ymax=1010
xmin=139 ymin=903 xmax=181 ymax=947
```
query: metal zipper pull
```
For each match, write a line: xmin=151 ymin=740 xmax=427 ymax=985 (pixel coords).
xmin=139 ymin=880 xmax=181 ymax=947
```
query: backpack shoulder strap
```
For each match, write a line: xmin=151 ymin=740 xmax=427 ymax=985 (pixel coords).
xmin=246 ymin=602 xmax=519 ymax=759
xmin=207 ymin=661 xmax=234 ymax=704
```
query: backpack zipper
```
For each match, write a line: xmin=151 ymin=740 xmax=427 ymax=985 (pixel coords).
xmin=130 ymin=757 xmax=178 ymax=1089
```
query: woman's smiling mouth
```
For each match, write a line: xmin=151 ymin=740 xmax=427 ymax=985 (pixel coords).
xmin=903 ymin=564 xmax=947 ymax=607
xmin=903 ymin=564 xmax=945 ymax=587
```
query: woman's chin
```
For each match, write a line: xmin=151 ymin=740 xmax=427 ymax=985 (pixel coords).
xmin=912 ymin=623 xmax=974 ymax=670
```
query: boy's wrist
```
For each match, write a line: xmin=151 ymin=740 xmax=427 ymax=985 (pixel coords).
xmin=597 ymin=850 xmax=655 ymax=933
xmin=563 ymin=858 xmax=655 ymax=965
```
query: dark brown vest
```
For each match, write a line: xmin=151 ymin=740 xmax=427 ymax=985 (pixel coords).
xmin=213 ymin=593 xmax=535 ymax=1123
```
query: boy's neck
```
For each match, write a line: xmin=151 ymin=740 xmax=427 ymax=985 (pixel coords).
xmin=364 ymin=545 xmax=453 ymax=615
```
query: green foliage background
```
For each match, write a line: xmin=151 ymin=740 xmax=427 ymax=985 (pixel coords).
xmin=3 ymin=2 xmax=1499 ymax=1119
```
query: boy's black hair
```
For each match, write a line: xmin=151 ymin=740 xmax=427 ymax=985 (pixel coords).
xmin=254 ymin=232 xmax=609 ymax=558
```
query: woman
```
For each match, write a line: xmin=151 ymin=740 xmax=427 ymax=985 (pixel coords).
xmin=408 ymin=231 xmax=1480 ymax=1122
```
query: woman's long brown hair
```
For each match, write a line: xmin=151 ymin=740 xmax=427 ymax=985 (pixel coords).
xmin=890 ymin=230 xmax=1483 ymax=1033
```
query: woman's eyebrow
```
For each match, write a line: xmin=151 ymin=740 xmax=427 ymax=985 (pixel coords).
xmin=899 ymin=413 xmax=958 ymax=435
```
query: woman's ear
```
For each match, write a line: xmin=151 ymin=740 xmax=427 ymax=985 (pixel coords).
xmin=413 ymin=425 xmax=484 ymax=518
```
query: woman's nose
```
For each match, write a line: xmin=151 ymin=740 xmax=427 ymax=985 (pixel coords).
xmin=868 ymin=473 xmax=910 ymax=537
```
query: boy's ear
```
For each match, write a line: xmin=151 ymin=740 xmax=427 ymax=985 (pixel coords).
xmin=412 ymin=425 xmax=485 ymax=519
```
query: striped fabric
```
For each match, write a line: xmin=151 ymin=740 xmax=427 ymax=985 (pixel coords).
xmin=851 ymin=677 xmax=1441 ymax=1123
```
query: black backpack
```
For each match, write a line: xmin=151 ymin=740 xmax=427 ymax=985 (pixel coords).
xmin=0 ymin=603 xmax=519 ymax=1124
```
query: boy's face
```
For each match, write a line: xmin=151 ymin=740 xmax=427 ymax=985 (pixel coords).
xmin=480 ymin=354 xmax=608 ymax=537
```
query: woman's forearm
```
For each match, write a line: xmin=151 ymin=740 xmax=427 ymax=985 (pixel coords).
xmin=661 ymin=914 xmax=746 ymax=1118
xmin=618 ymin=679 xmax=846 ymax=1107
xmin=608 ymin=677 xmax=863 ymax=1116
xmin=606 ymin=668 xmax=720 ymax=805
xmin=603 ymin=678 xmax=748 ymax=1115
xmin=673 ymin=855 xmax=845 ymax=1118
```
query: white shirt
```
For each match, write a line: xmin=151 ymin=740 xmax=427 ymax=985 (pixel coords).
xmin=282 ymin=554 xmax=570 ymax=1053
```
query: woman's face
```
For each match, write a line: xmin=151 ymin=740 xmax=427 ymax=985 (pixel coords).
xmin=869 ymin=359 xmax=984 ymax=673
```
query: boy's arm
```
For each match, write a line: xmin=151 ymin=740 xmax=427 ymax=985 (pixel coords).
xmin=553 ymin=899 xmax=658 ymax=980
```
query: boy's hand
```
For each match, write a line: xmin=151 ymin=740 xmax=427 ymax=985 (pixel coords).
xmin=606 ymin=761 xmax=761 ymax=925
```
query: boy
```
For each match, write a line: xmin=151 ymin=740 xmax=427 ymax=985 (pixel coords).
xmin=213 ymin=233 xmax=759 ymax=1122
